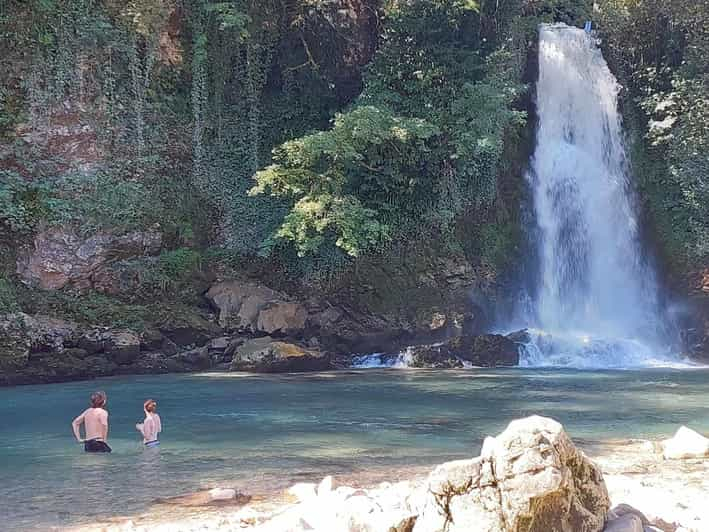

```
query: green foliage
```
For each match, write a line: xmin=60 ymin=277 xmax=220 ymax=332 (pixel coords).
xmin=0 ymin=173 xmax=53 ymax=234
xmin=17 ymin=287 xmax=154 ymax=329
xmin=137 ymin=248 xmax=204 ymax=294
xmin=253 ymin=0 xmax=529 ymax=261
xmin=253 ymin=106 xmax=439 ymax=255
xmin=598 ymin=0 xmax=709 ymax=268
xmin=0 ymin=277 xmax=20 ymax=313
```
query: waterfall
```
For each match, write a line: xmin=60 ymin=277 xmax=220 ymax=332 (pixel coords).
xmin=519 ymin=24 xmax=677 ymax=367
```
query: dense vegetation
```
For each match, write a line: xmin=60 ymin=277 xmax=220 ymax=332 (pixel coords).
xmin=0 ymin=0 xmax=706 ymax=320
xmin=598 ymin=0 xmax=709 ymax=275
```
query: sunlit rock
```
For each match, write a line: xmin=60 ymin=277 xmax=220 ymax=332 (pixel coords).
xmin=208 ymin=488 xmax=236 ymax=501
xmin=414 ymin=415 xmax=609 ymax=532
xmin=662 ymin=427 xmax=709 ymax=460
xmin=231 ymin=337 xmax=330 ymax=372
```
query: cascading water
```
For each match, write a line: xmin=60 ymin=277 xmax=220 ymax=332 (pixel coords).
xmin=518 ymin=23 xmax=678 ymax=368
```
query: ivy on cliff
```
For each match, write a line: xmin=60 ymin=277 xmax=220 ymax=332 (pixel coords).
xmin=598 ymin=0 xmax=709 ymax=270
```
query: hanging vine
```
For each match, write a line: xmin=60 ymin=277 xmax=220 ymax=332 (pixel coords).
xmin=191 ymin=14 xmax=209 ymax=190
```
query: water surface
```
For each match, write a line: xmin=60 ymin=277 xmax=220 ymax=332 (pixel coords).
xmin=2 ymin=368 xmax=709 ymax=530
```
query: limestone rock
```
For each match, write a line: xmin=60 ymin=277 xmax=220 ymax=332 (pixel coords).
xmin=208 ymin=488 xmax=236 ymax=501
xmin=206 ymin=281 xmax=282 ymax=331
xmin=16 ymin=226 xmax=161 ymax=292
xmin=256 ymin=302 xmax=307 ymax=335
xmin=104 ymin=331 xmax=141 ymax=365
xmin=231 ymin=337 xmax=330 ymax=372
xmin=156 ymin=311 xmax=221 ymax=347
xmin=0 ymin=313 xmax=80 ymax=370
xmin=662 ymin=426 xmax=709 ymax=459
xmin=288 ymin=483 xmax=318 ymax=502
xmin=318 ymin=475 xmax=334 ymax=497
xmin=414 ymin=415 xmax=609 ymax=532
xmin=173 ymin=346 xmax=212 ymax=370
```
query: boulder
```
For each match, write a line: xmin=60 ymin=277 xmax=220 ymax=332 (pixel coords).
xmin=608 ymin=504 xmax=650 ymax=527
xmin=288 ymin=483 xmax=318 ymax=502
xmin=104 ymin=331 xmax=141 ymax=365
xmin=408 ymin=345 xmax=463 ymax=369
xmin=231 ymin=337 xmax=330 ymax=373
xmin=208 ymin=488 xmax=236 ymax=501
xmin=16 ymin=226 xmax=161 ymax=292
xmin=139 ymin=329 xmax=177 ymax=355
xmin=507 ymin=328 xmax=532 ymax=344
xmin=173 ymin=346 xmax=212 ymax=370
xmin=205 ymin=281 xmax=282 ymax=331
xmin=407 ymin=334 xmax=519 ymax=368
xmin=662 ymin=426 xmax=709 ymax=459
xmin=0 ymin=313 xmax=80 ymax=370
xmin=603 ymin=514 xmax=644 ymax=532
xmin=256 ymin=302 xmax=308 ymax=335
xmin=414 ymin=415 xmax=609 ymax=532
xmin=79 ymin=329 xmax=141 ymax=365
xmin=157 ymin=311 xmax=221 ymax=347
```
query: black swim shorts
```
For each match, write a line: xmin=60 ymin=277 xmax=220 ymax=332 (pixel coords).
xmin=84 ymin=439 xmax=112 ymax=453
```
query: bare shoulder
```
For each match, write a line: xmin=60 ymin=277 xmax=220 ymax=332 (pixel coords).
xmin=93 ymin=408 xmax=109 ymax=424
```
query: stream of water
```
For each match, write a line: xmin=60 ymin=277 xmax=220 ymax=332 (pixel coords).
xmin=2 ymin=370 xmax=709 ymax=530
xmin=516 ymin=24 xmax=678 ymax=367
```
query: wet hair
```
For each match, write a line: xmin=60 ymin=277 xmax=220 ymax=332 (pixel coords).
xmin=90 ymin=391 xmax=107 ymax=408
xmin=144 ymin=399 xmax=157 ymax=413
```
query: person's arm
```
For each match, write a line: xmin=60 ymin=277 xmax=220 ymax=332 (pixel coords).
xmin=100 ymin=410 xmax=109 ymax=441
xmin=71 ymin=410 xmax=86 ymax=442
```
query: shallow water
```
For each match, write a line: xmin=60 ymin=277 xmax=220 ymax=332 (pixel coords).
xmin=2 ymin=368 xmax=709 ymax=531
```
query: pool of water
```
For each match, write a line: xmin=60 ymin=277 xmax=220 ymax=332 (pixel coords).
xmin=2 ymin=368 xmax=709 ymax=531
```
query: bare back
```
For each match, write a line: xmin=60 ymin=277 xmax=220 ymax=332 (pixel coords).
xmin=72 ymin=408 xmax=109 ymax=442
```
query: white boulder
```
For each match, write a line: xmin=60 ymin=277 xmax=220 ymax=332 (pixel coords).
xmin=414 ymin=415 xmax=610 ymax=532
xmin=287 ymin=482 xmax=317 ymax=502
xmin=662 ymin=426 xmax=709 ymax=460
xmin=208 ymin=488 xmax=236 ymax=501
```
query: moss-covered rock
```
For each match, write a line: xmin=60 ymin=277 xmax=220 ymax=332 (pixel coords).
xmin=231 ymin=337 xmax=330 ymax=373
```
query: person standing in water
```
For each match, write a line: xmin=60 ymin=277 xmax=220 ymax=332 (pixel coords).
xmin=72 ymin=391 xmax=112 ymax=453
xmin=135 ymin=399 xmax=161 ymax=448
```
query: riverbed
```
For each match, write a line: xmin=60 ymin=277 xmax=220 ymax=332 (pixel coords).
xmin=2 ymin=368 xmax=708 ymax=531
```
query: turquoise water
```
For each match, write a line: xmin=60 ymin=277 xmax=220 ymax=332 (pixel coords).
xmin=2 ymin=368 xmax=709 ymax=531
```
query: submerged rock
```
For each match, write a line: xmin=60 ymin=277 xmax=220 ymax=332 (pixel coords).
xmin=231 ymin=337 xmax=330 ymax=372
xmin=662 ymin=426 xmax=709 ymax=460
xmin=407 ymin=333 xmax=520 ymax=368
xmin=414 ymin=415 xmax=609 ymax=532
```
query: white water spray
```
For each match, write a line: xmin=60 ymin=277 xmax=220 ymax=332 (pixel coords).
xmin=520 ymin=24 xmax=677 ymax=367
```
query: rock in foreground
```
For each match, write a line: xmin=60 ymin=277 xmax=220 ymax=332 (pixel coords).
xmin=414 ymin=415 xmax=609 ymax=532
xmin=249 ymin=415 xmax=609 ymax=532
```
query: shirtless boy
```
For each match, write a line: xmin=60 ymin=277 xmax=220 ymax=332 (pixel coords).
xmin=72 ymin=391 xmax=112 ymax=453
